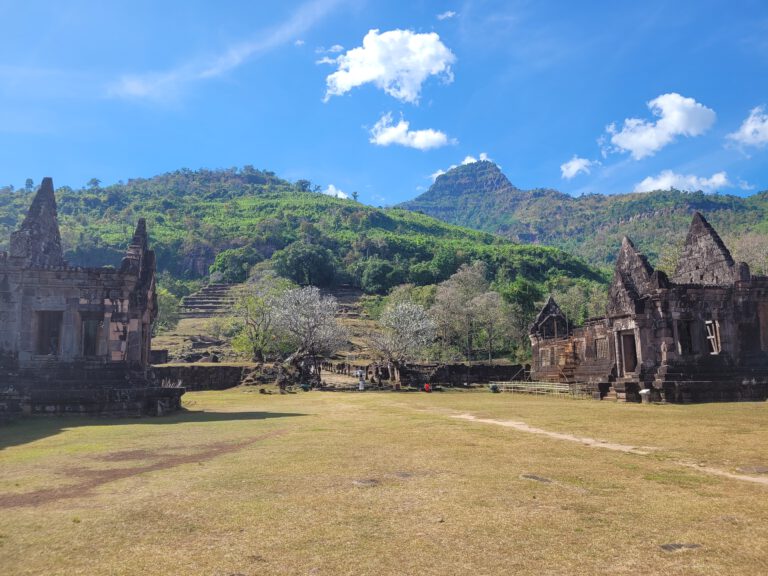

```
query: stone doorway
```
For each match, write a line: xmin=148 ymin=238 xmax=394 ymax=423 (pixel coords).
xmin=36 ymin=311 xmax=63 ymax=356
xmin=81 ymin=314 xmax=103 ymax=357
xmin=619 ymin=331 xmax=638 ymax=375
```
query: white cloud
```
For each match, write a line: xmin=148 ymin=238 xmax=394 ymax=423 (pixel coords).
xmin=560 ymin=156 xmax=597 ymax=179
xmin=462 ymin=152 xmax=491 ymax=165
xmin=369 ymin=113 xmax=454 ymax=150
xmin=727 ymin=105 xmax=768 ymax=148
xmin=738 ymin=178 xmax=756 ymax=191
xmin=323 ymin=29 xmax=455 ymax=103
xmin=294 ymin=39 xmax=305 ymax=46
xmin=109 ymin=0 xmax=342 ymax=100
xmin=323 ymin=184 xmax=348 ymax=199
xmin=437 ymin=11 xmax=457 ymax=20
xmin=430 ymin=152 xmax=493 ymax=180
xmin=605 ymin=93 xmax=716 ymax=159
xmin=633 ymin=170 xmax=730 ymax=193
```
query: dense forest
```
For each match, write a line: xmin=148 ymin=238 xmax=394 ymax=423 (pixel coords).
xmin=401 ymin=161 xmax=768 ymax=272
xmin=0 ymin=168 xmax=605 ymax=325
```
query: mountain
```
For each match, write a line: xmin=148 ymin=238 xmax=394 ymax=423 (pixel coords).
xmin=0 ymin=167 xmax=603 ymax=301
xmin=400 ymin=161 xmax=768 ymax=269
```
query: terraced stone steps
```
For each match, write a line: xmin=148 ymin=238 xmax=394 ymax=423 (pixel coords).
xmin=180 ymin=284 xmax=236 ymax=319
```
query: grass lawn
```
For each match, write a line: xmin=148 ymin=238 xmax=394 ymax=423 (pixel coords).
xmin=2 ymin=390 xmax=768 ymax=575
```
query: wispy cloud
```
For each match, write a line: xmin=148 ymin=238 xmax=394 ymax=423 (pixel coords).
xmin=560 ymin=156 xmax=598 ymax=179
xmin=727 ymin=105 xmax=768 ymax=149
xmin=108 ymin=0 xmax=343 ymax=101
xmin=437 ymin=11 xmax=457 ymax=21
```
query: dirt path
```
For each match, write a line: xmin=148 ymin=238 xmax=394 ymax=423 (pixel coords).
xmin=451 ymin=413 xmax=768 ymax=487
xmin=453 ymin=413 xmax=653 ymax=454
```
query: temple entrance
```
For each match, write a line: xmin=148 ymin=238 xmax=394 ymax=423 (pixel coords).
xmin=81 ymin=314 xmax=102 ymax=357
xmin=619 ymin=331 xmax=637 ymax=375
xmin=36 ymin=311 xmax=63 ymax=355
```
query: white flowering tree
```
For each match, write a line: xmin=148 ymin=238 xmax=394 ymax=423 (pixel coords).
xmin=274 ymin=286 xmax=348 ymax=384
xmin=369 ymin=301 xmax=436 ymax=383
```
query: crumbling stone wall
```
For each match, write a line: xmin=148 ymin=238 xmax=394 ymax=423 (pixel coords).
xmin=152 ymin=365 xmax=253 ymax=391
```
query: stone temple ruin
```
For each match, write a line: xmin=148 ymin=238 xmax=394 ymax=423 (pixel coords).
xmin=530 ymin=212 xmax=768 ymax=403
xmin=0 ymin=178 xmax=184 ymax=418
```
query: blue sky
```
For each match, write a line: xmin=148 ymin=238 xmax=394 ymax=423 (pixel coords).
xmin=1 ymin=0 xmax=767 ymax=204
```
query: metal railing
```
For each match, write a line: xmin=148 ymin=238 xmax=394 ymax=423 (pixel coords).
xmin=493 ymin=380 xmax=590 ymax=399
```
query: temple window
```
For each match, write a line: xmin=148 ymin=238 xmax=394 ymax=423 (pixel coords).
xmin=705 ymin=320 xmax=721 ymax=355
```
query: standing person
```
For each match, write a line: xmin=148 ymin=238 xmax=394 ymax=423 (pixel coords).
xmin=357 ymin=369 xmax=365 ymax=391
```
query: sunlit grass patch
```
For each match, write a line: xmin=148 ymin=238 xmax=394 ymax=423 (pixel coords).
xmin=2 ymin=390 xmax=768 ymax=575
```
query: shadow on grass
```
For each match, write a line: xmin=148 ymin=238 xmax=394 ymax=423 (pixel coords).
xmin=0 ymin=409 xmax=308 ymax=451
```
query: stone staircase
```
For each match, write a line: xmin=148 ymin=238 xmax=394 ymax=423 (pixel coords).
xmin=180 ymin=284 xmax=236 ymax=319
xmin=328 ymin=285 xmax=365 ymax=319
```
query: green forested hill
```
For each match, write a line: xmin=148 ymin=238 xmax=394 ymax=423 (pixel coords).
xmin=400 ymin=161 xmax=768 ymax=270
xmin=0 ymin=168 xmax=603 ymax=302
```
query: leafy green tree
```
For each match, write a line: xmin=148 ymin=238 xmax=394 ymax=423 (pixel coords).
xmin=272 ymin=241 xmax=336 ymax=286
xmin=361 ymin=258 xmax=396 ymax=294
xmin=408 ymin=261 xmax=436 ymax=285
xmin=431 ymin=247 xmax=460 ymax=281
xmin=210 ymin=246 xmax=263 ymax=283
xmin=230 ymin=272 xmax=294 ymax=361
xmin=153 ymin=287 xmax=181 ymax=335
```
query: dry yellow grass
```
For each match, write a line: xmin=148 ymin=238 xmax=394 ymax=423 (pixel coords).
xmin=2 ymin=390 xmax=768 ymax=575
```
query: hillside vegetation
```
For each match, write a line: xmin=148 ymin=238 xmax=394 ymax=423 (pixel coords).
xmin=0 ymin=168 xmax=603 ymax=304
xmin=400 ymin=161 xmax=768 ymax=270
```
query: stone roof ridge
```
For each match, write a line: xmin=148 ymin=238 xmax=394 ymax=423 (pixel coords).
xmin=619 ymin=235 xmax=654 ymax=272
xmin=613 ymin=234 xmax=654 ymax=296
xmin=671 ymin=211 xmax=738 ymax=285
xmin=27 ymin=177 xmax=57 ymax=219
xmin=8 ymin=177 xmax=65 ymax=268
xmin=131 ymin=218 xmax=148 ymax=248
xmin=688 ymin=211 xmax=734 ymax=265
xmin=529 ymin=295 xmax=566 ymax=334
